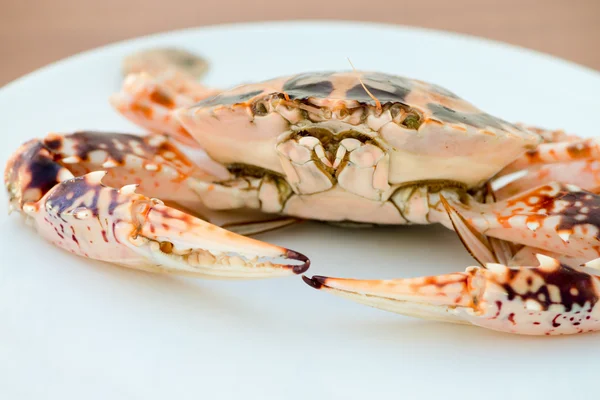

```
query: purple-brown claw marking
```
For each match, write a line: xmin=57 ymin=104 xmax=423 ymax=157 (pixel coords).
xmin=302 ymin=275 xmax=325 ymax=289
xmin=286 ymin=250 xmax=311 ymax=274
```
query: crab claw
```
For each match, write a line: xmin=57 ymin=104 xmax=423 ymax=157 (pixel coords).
xmin=303 ymin=254 xmax=600 ymax=335
xmin=5 ymin=136 xmax=309 ymax=279
xmin=23 ymin=171 xmax=308 ymax=278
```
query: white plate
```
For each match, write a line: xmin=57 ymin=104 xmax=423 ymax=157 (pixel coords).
xmin=1 ymin=21 xmax=600 ymax=400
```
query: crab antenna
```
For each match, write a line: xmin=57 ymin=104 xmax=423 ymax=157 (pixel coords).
xmin=347 ymin=57 xmax=382 ymax=112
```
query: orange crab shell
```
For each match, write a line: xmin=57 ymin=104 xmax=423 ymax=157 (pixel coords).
xmin=178 ymin=71 xmax=541 ymax=190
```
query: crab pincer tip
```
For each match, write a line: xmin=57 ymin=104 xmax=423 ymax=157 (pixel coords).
xmin=302 ymin=275 xmax=327 ymax=289
xmin=286 ymin=249 xmax=311 ymax=274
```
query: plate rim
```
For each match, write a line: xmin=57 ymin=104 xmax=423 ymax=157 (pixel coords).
xmin=2 ymin=19 xmax=599 ymax=94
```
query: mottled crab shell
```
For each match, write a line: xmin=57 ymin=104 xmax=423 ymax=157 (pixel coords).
xmin=178 ymin=71 xmax=540 ymax=187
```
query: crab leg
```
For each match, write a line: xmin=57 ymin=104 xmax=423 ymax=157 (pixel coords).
xmin=5 ymin=133 xmax=309 ymax=279
xmin=18 ymin=131 xmax=298 ymax=233
xmin=442 ymin=182 xmax=600 ymax=263
xmin=27 ymin=131 xmax=214 ymax=206
xmin=121 ymin=47 xmax=211 ymax=79
xmin=494 ymin=160 xmax=600 ymax=200
xmin=498 ymin=137 xmax=599 ymax=177
xmin=303 ymin=254 xmax=600 ymax=335
xmin=440 ymin=193 xmax=590 ymax=269
xmin=110 ymin=70 xmax=220 ymax=148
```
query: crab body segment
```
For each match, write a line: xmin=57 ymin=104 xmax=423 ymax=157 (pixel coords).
xmin=175 ymin=71 xmax=541 ymax=225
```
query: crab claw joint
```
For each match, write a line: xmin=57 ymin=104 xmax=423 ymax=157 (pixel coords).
xmin=19 ymin=170 xmax=310 ymax=279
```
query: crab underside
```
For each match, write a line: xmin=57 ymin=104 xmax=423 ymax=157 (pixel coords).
xmin=5 ymin=48 xmax=600 ymax=335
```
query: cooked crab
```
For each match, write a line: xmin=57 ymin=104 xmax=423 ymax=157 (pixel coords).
xmin=5 ymin=48 xmax=600 ymax=335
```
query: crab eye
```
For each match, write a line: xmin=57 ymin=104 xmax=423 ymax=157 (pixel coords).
xmin=402 ymin=112 xmax=422 ymax=130
xmin=160 ymin=241 xmax=174 ymax=254
xmin=252 ymin=101 xmax=269 ymax=116
xmin=390 ymin=104 xmax=404 ymax=119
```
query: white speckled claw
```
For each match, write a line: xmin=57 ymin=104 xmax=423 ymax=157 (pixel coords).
xmin=304 ymin=254 xmax=600 ymax=335
xmin=4 ymin=134 xmax=309 ymax=279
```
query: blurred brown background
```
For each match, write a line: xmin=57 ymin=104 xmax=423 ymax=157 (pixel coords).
xmin=2 ymin=0 xmax=599 ymax=86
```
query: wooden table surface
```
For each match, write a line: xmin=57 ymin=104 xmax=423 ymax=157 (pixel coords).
xmin=2 ymin=0 xmax=599 ymax=86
